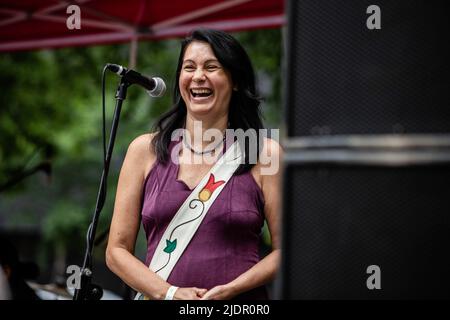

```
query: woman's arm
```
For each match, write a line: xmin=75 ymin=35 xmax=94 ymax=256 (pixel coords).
xmin=106 ymin=133 xmax=169 ymax=299
xmin=106 ymin=134 xmax=206 ymax=300
xmin=201 ymin=138 xmax=283 ymax=300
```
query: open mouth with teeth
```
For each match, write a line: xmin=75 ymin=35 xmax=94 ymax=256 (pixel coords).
xmin=190 ymin=88 xmax=213 ymax=98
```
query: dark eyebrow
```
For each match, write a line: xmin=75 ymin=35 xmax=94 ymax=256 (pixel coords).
xmin=204 ymin=59 xmax=220 ymax=64
xmin=182 ymin=59 xmax=220 ymax=65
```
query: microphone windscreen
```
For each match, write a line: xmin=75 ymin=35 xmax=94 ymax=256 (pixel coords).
xmin=147 ymin=77 xmax=166 ymax=97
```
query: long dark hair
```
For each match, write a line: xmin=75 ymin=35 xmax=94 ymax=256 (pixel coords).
xmin=151 ymin=28 xmax=264 ymax=173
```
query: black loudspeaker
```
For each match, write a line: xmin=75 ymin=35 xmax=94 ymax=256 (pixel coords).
xmin=285 ymin=0 xmax=450 ymax=137
xmin=282 ymin=162 xmax=450 ymax=299
xmin=279 ymin=0 xmax=450 ymax=299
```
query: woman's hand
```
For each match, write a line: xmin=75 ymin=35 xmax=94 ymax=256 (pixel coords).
xmin=173 ymin=287 xmax=208 ymax=300
xmin=200 ymin=284 xmax=236 ymax=300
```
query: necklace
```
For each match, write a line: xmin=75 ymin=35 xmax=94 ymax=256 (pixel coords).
xmin=183 ymin=133 xmax=226 ymax=155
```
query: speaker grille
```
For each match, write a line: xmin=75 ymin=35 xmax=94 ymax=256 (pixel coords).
xmin=282 ymin=164 xmax=450 ymax=299
xmin=286 ymin=0 xmax=450 ymax=136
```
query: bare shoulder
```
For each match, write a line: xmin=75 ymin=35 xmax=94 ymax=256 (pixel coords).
xmin=260 ymin=137 xmax=283 ymax=177
xmin=257 ymin=137 xmax=283 ymax=171
xmin=128 ymin=133 xmax=155 ymax=153
xmin=251 ymin=137 xmax=283 ymax=189
xmin=125 ymin=133 xmax=157 ymax=179
xmin=261 ymin=137 xmax=283 ymax=157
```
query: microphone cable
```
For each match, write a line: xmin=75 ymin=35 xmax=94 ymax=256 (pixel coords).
xmin=84 ymin=65 xmax=109 ymax=269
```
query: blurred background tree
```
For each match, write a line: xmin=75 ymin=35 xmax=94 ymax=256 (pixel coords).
xmin=0 ymin=28 xmax=282 ymax=297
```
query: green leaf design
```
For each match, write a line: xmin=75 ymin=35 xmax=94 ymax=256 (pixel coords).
xmin=163 ymin=239 xmax=177 ymax=253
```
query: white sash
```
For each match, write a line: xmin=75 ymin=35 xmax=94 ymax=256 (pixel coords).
xmin=135 ymin=141 xmax=242 ymax=300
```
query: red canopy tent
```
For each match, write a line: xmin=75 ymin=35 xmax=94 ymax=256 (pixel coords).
xmin=0 ymin=0 xmax=285 ymax=52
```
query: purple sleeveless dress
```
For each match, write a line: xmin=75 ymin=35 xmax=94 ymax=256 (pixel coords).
xmin=140 ymin=140 xmax=268 ymax=300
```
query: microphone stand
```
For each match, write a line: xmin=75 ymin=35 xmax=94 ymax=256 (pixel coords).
xmin=73 ymin=78 xmax=129 ymax=300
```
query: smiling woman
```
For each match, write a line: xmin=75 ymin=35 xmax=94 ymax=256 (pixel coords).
xmin=106 ymin=29 xmax=282 ymax=301
xmin=179 ymin=41 xmax=233 ymax=117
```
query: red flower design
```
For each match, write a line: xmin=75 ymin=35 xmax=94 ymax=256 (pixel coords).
xmin=198 ymin=174 xmax=225 ymax=202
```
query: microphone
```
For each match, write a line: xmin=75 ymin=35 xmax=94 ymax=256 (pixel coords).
xmin=106 ymin=63 xmax=166 ymax=97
